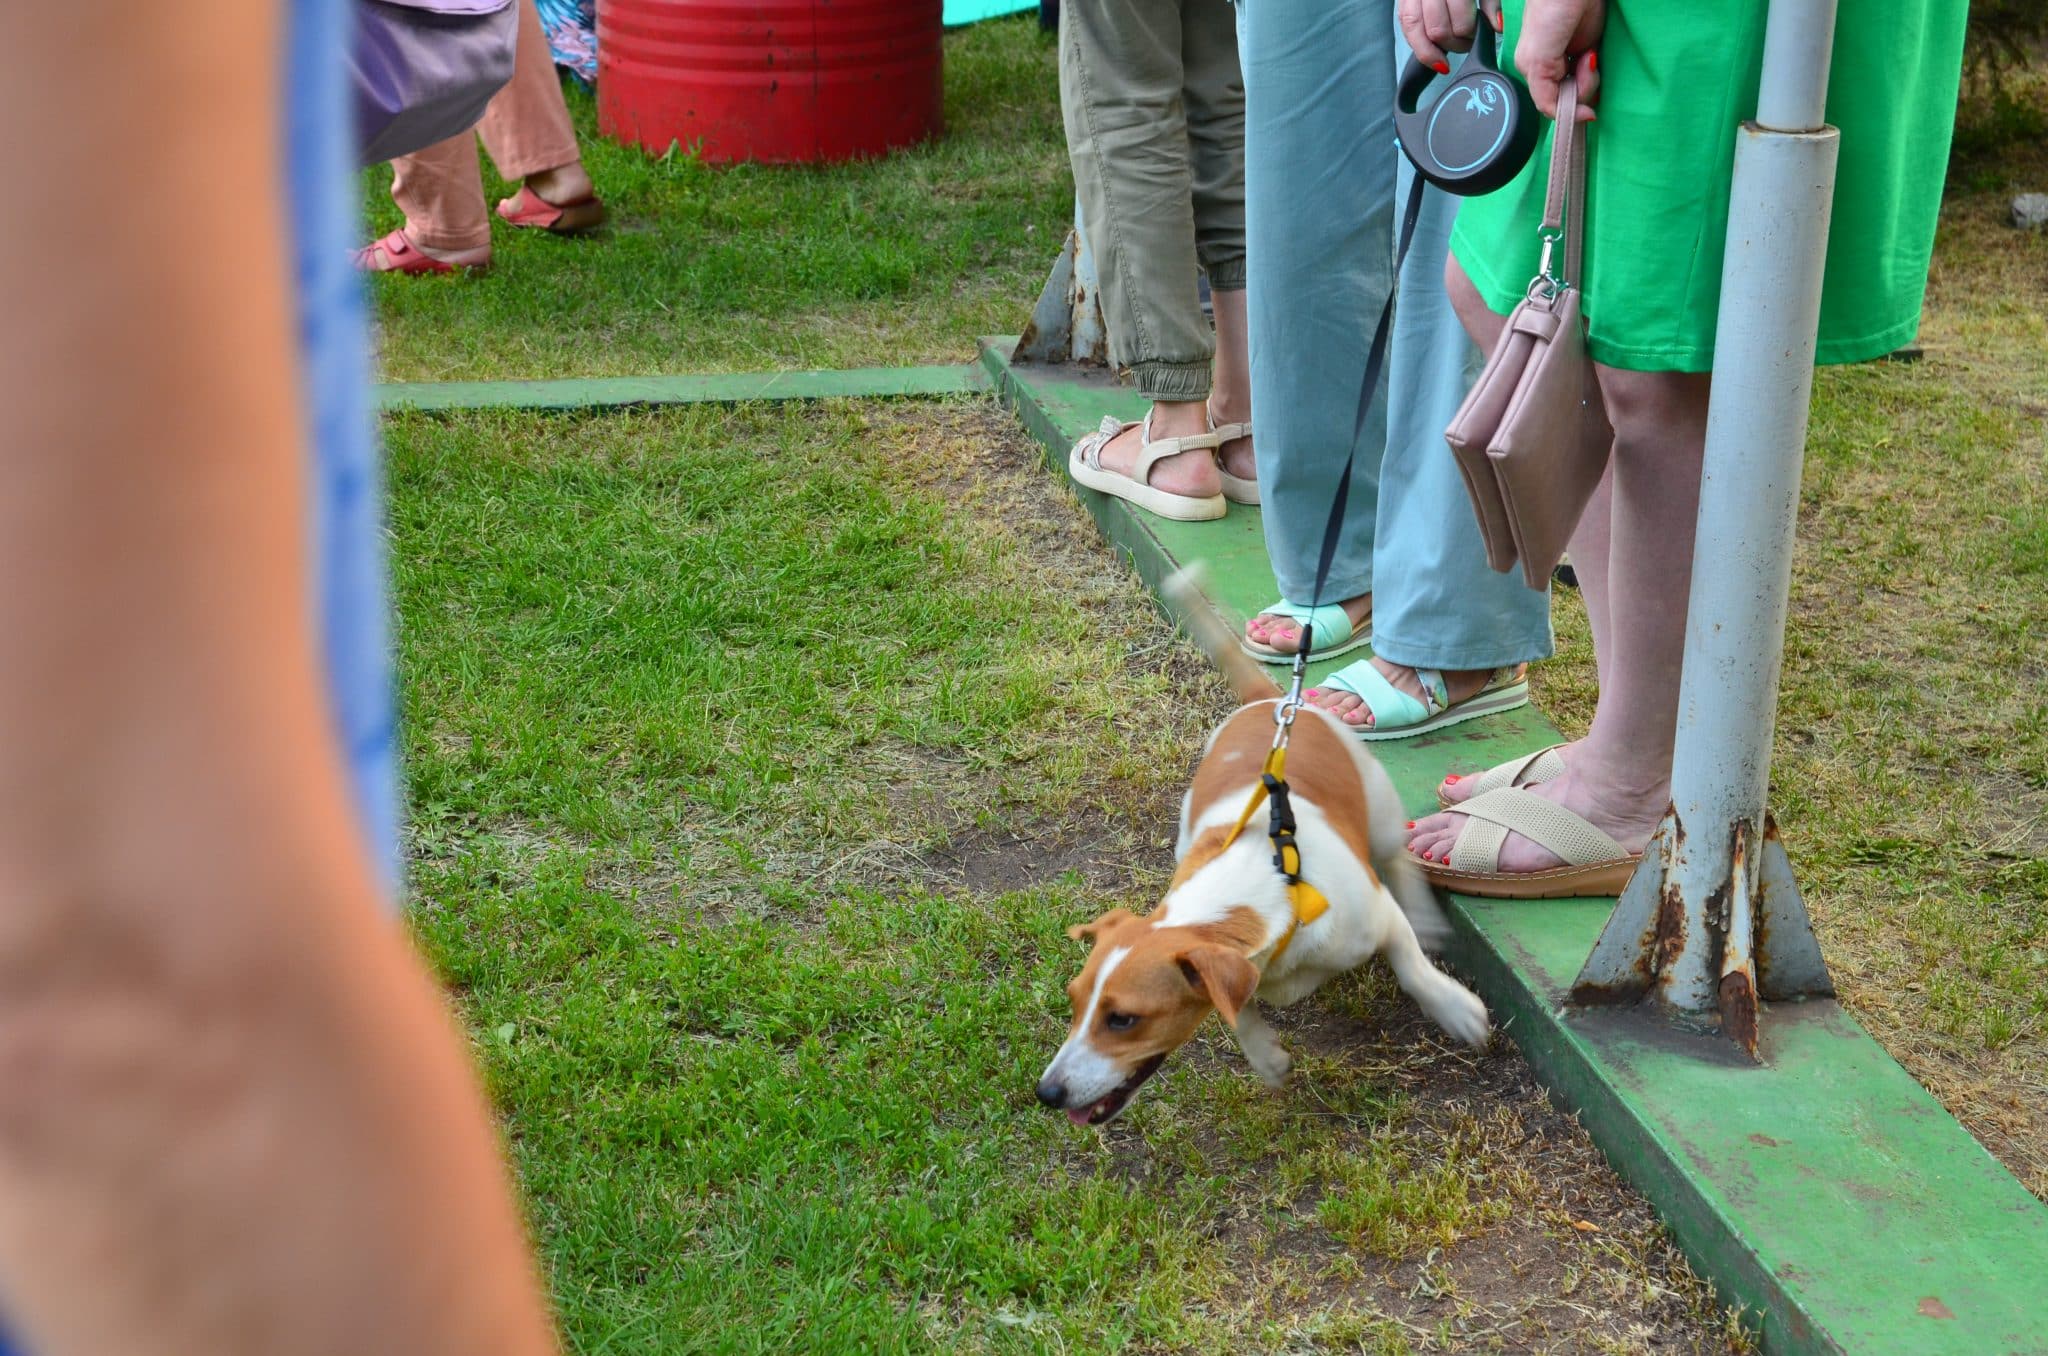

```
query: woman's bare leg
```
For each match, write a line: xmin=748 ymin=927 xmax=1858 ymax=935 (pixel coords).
xmin=1210 ymin=286 xmax=1255 ymax=481
xmin=1411 ymin=346 xmax=1710 ymax=867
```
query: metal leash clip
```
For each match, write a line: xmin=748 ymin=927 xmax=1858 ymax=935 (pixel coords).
xmin=1270 ymin=623 xmax=1315 ymax=753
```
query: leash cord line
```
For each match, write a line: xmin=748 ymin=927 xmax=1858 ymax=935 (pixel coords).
xmin=1240 ymin=173 xmax=1432 ymax=968
xmin=1275 ymin=171 xmax=1431 ymax=751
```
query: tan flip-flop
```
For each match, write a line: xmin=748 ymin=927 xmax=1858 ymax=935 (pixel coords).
xmin=1436 ymin=742 xmax=1568 ymax=809
xmin=1415 ymin=787 xmax=1643 ymax=899
xmin=1067 ymin=413 xmax=1227 ymax=522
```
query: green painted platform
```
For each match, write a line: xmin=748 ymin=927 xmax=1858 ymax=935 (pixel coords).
xmin=981 ymin=336 xmax=2048 ymax=1355
xmin=377 ymin=363 xmax=985 ymax=413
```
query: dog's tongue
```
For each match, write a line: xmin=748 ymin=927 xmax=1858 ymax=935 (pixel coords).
xmin=1068 ymin=1104 xmax=1096 ymax=1127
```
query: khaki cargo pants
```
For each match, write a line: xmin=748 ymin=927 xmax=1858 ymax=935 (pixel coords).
xmin=1059 ymin=0 xmax=1247 ymax=401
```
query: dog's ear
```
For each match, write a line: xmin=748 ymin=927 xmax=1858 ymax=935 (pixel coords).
xmin=1175 ymin=945 xmax=1258 ymax=1028
xmin=1067 ymin=907 xmax=1135 ymax=944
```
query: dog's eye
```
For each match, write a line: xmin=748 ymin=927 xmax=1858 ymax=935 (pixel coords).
xmin=1105 ymin=1011 xmax=1140 ymax=1032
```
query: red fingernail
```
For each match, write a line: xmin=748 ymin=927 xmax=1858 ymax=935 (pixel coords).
xmin=1588 ymin=51 xmax=1598 ymax=73
xmin=1405 ymin=821 xmax=1416 ymax=829
xmin=1491 ymin=9 xmax=1503 ymax=30
xmin=1433 ymin=60 xmax=1451 ymax=75
xmin=1445 ymin=774 xmax=1461 ymax=783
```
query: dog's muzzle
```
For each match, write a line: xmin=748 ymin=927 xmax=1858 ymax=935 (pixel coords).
xmin=1035 ymin=1054 xmax=1166 ymax=1126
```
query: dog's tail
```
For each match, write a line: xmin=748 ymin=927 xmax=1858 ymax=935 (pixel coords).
xmin=1162 ymin=565 xmax=1284 ymax=705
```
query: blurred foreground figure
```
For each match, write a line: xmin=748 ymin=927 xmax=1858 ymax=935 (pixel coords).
xmin=0 ymin=3 xmax=559 ymax=1353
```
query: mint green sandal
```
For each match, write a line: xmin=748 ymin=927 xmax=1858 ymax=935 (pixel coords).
xmin=1239 ymin=600 xmax=1371 ymax=664
xmin=1316 ymin=661 xmax=1530 ymax=742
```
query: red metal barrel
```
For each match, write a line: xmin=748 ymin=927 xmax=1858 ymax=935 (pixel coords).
xmin=596 ymin=0 xmax=944 ymax=164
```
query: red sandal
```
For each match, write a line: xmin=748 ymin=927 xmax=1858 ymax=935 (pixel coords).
xmin=495 ymin=184 xmax=607 ymax=235
xmin=352 ymin=229 xmax=487 ymax=274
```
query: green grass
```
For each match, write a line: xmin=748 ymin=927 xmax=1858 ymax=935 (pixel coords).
xmin=365 ymin=17 xmax=1070 ymax=382
xmin=374 ymin=16 xmax=2048 ymax=1347
xmin=393 ymin=402 xmax=1740 ymax=1353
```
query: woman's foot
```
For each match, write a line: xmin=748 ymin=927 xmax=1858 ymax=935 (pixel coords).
xmin=1208 ymin=399 xmax=1255 ymax=502
xmin=1439 ymin=739 xmax=1580 ymax=806
xmin=1307 ymin=660 xmax=1503 ymax=730
xmin=1407 ymin=765 xmax=1658 ymax=875
xmin=1088 ymin=400 xmax=1222 ymax=500
xmin=526 ymin=160 xmax=593 ymax=208
xmin=1244 ymin=594 xmax=1370 ymax=656
xmin=497 ymin=164 xmax=606 ymax=235
xmin=352 ymin=228 xmax=489 ymax=273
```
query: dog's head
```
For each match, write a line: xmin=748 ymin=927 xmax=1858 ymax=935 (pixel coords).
xmin=1035 ymin=907 xmax=1259 ymax=1126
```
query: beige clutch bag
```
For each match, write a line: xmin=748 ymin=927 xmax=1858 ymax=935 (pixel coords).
xmin=1443 ymin=76 xmax=1612 ymax=590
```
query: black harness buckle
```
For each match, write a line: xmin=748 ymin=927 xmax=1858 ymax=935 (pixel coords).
xmin=1263 ymin=772 xmax=1303 ymax=885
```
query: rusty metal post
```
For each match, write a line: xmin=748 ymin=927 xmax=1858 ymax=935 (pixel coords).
xmin=1014 ymin=197 xmax=1108 ymax=365
xmin=1571 ymin=0 xmax=1841 ymax=1055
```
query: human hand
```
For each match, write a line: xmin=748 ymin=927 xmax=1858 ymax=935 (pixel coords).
xmin=1515 ymin=0 xmax=1604 ymax=121
xmin=1397 ymin=0 xmax=1502 ymax=74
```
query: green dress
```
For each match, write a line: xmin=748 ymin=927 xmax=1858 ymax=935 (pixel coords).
xmin=1449 ymin=0 xmax=1969 ymax=372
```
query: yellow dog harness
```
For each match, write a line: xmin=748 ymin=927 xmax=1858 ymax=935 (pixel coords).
xmin=1218 ymin=744 xmax=1330 ymax=967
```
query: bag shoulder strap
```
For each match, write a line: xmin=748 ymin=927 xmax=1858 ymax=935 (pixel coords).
xmin=1539 ymin=78 xmax=1586 ymax=289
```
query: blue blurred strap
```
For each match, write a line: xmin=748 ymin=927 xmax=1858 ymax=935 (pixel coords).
xmin=296 ymin=0 xmax=403 ymax=893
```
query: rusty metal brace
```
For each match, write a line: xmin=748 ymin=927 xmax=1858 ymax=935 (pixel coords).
xmin=1570 ymin=0 xmax=1842 ymax=1059
xmin=1014 ymin=198 xmax=1108 ymax=366
xmin=1572 ymin=812 xmax=1833 ymax=1057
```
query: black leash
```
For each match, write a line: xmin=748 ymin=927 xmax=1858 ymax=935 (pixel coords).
xmin=1278 ymin=171 xmax=1430 ymax=715
xmin=1235 ymin=172 xmax=1431 ymax=966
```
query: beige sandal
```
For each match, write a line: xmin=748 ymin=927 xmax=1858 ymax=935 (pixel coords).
xmin=1209 ymin=413 xmax=1257 ymax=505
xmin=1437 ymin=742 xmax=1568 ymax=809
xmin=1067 ymin=413 xmax=1227 ymax=521
xmin=1415 ymin=787 xmax=1643 ymax=899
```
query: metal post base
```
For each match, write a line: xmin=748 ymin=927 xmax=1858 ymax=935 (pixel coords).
xmin=1014 ymin=202 xmax=1107 ymax=366
xmin=1571 ymin=811 xmax=1833 ymax=1059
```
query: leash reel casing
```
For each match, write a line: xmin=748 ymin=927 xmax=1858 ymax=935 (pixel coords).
xmin=1393 ymin=23 xmax=1538 ymax=196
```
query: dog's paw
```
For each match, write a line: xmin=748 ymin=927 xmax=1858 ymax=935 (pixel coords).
xmin=1429 ymin=983 xmax=1492 ymax=1051
xmin=1249 ymin=1047 xmax=1292 ymax=1090
xmin=1239 ymin=1030 xmax=1293 ymax=1088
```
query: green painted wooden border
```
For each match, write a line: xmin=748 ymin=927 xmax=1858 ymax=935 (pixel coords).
xmin=981 ymin=335 xmax=2048 ymax=1356
xmin=377 ymin=364 xmax=985 ymax=413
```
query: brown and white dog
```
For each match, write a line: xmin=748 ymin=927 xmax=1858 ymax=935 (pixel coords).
xmin=1036 ymin=583 xmax=1490 ymax=1127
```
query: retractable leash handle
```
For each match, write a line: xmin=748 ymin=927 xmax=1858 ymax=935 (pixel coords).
xmin=1393 ymin=20 xmax=1540 ymax=195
